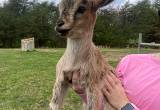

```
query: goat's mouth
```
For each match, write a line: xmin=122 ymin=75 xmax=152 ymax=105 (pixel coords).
xmin=56 ymin=27 xmax=71 ymax=37
xmin=60 ymin=29 xmax=70 ymax=36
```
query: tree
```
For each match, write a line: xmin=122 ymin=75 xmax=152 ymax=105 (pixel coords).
xmin=0 ymin=0 xmax=159 ymax=48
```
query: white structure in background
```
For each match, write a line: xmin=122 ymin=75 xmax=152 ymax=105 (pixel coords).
xmin=21 ymin=38 xmax=35 ymax=51
xmin=138 ymin=33 xmax=160 ymax=53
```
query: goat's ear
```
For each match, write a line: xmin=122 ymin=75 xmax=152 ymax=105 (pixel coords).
xmin=99 ymin=0 xmax=114 ymax=7
xmin=92 ymin=0 xmax=114 ymax=9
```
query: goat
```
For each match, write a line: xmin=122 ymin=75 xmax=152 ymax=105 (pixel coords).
xmin=50 ymin=0 xmax=116 ymax=110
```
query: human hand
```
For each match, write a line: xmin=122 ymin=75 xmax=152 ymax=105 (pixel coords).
xmin=102 ymin=74 xmax=129 ymax=110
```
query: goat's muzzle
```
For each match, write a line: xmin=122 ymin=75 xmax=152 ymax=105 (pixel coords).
xmin=55 ymin=20 xmax=71 ymax=37
xmin=55 ymin=26 xmax=70 ymax=36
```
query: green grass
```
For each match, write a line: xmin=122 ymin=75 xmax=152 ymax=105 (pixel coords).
xmin=0 ymin=48 xmax=159 ymax=110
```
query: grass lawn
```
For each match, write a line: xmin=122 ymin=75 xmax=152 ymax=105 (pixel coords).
xmin=0 ymin=48 xmax=159 ymax=110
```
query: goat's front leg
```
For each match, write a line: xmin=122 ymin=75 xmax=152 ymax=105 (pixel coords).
xmin=86 ymin=87 xmax=104 ymax=110
xmin=49 ymin=79 xmax=68 ymax=110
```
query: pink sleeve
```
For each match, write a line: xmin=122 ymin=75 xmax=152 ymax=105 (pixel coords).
xmin=115 ymin=55 xmax=130 ymax=81
xmin=116 ymin=56 xmax=141 ymax=110
xmin=134 ymin=108 xmax=141 ymax=110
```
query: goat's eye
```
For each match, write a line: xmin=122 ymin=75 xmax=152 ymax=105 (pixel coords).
xmin=75 ymin=6 xmax=86 ymax=18
xmin=76 ymin=6 xmax=86 ymax=14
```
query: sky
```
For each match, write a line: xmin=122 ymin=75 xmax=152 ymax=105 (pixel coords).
xmin=0 ymin=0 xmax=151 ymax=7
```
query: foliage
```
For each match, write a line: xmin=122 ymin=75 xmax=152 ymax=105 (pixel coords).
xmin=0 ymin=0 xmax=159 ymax=48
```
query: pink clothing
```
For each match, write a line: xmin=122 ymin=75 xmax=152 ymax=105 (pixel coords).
xmin=116 ymin=54 xmax=160 ymax=110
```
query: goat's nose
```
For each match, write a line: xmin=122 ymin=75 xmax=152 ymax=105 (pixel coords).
xmin=57 ymin=20 xmax=64 ymax=27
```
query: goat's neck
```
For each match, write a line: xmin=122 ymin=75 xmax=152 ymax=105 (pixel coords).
xmin=64 ymin=36 xmax=94 ymax=65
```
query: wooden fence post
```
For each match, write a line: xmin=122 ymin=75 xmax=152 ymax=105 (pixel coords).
xmin=138 ymin=33 xmax=142 ymax=53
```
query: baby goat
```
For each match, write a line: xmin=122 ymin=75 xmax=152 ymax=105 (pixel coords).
xmin=50 ymin=0 xmax=116 ymax=110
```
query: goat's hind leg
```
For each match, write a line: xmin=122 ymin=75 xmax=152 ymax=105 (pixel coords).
xmin=49 ymin=80 xmax=68 ymax=110
xmin=86 ymin=88 xmax=104 ymax=110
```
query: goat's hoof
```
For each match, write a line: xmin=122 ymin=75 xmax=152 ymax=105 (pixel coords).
xmin=49 ymin=103 xmax=58 ymax=110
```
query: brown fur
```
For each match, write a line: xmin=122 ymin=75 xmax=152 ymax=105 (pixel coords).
xmin=50 ymin=0 xmax=116 ymax=110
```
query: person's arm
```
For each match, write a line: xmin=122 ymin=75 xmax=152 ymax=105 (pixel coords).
xmin=102 ymin=73 xmax=140 ymax=110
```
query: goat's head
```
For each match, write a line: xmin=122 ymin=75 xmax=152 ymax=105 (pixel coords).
xmin=55 ymin=0 xmax=113 ymax=38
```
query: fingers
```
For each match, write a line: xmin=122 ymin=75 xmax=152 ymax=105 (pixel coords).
xmin=106 ymin=74 xmax=116 ymax=88
xmin=102 ymin=87 xmax=110 ymax=98
xmin=101 ymin=74 xmax=115 ymax=92
xmin=103 ymin=79 xmax=113 ymax=92
xmin=109 ymin=73 xmax=117 ymax=81
xmin=102 ymin=73 xmax=122 ymax=93
xmin=109 ymin=73 xmax=121 ymax=85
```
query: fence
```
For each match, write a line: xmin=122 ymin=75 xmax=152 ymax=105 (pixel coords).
xmin=138 ymin=33 xmax=160 ymax=53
